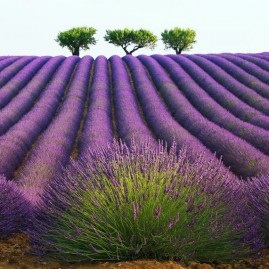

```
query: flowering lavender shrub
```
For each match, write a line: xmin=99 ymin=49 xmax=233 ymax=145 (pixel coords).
xmin=247 ymin=175 xmax=269 ymax=246
xmin=0 ymin=175 xmax=31 ymax=239
xmin=30 ymin=140 xmax=256 ymax=262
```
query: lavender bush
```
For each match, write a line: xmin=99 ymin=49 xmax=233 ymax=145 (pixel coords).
xmin=30 ymin=140 xmax=257 ymax=262
xmin=0 ymin=175 xmax=31 ymax=239
xmin=248 ymin=175 xmax=269 ymax=246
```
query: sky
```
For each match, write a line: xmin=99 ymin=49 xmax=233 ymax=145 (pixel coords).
xmin=1 ymin=0 xmax=269 ymax=58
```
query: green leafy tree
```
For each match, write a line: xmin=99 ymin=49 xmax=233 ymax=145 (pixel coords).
xmin=161 ymin=27 xmax=196 ymax=54
xmin=104 ymin=28 xmax=158 ymax=55
xmin=55 ymin=27 xmax=97 ymax=56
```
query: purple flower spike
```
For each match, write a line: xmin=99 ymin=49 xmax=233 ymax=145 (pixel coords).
xmin=0 ymin=175 xmax=31 ymax=239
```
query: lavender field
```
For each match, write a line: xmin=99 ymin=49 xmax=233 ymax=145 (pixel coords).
xmin=1 ymin=52 xmax=269 ymax=262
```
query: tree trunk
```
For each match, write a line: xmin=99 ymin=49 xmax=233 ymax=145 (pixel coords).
xmin=123 ymin=46 xmax=132 ymax=55
xmin=72 ymin=47 xmax=80 ymax=56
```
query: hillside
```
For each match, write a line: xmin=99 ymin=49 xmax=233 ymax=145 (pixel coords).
xmin=0 ymin=53 xmax=269 ymax=191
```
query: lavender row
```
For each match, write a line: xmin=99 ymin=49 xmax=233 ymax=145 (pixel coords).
xmin=0 ymin=56 xmax=65 ymax=136
xmin=0 ymin=56 xmax=36 ymax=88
xmin=195 ymin=54 xmax=269 ymax=115
xmin=77 ymin=56 xmax=114 ymax=159
xmin=0 ymin=57 xmax=51 ymax=108
xmin=17 ymin=56 xmax=93 ymax=203
xmin=0 ymin=56 xmax=21 ymax=72
xmin=109 ymin=55 xmax=157 ymax=146
xmin=235 ymin=53 xmax=269 ymax=73
xmin=0 ymin=56 xmax=79 ymax=180
xmin=153 ymin=55 xmax=269 ymax=157
xmin=167 ymin=54 xmax=269 ymax=130
xmin=218 ymin=53 xmax=269 ymax=97
xmin=254 ymin=52 xmax=269 ymax=61
xmin=138 ymin=55 xmax=269 ymax=178
xmin=122 ymin=55 xmax=234 ymax=179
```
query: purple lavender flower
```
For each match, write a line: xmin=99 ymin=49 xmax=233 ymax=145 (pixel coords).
xmin=0 ymin=175 xmax=31 ymax=239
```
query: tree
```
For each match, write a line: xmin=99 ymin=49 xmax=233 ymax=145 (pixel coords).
xmin=104 ymin=28 xmax=158 ymax=55
xmin=161 ymin=27 xmax=196 ymax=54
xmin=55 ymin=27 xmax=97 ymax=56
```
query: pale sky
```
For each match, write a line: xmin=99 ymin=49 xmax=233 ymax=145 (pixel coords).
xmin=1 ymin=0 xmax=269 ymax=57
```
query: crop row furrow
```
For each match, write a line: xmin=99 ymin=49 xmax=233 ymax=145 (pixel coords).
xmin=0 ymin=57 xmax=79 ymax=180
xmin=0 ymin=56 xmax=65 ymax=135
xmin=138 ymin=55 xmax=269 ymax=178
xmin=17 ymin=56 xmax=91 ymax=202
xmin=109 ymin=55 xmax=157 ymax=146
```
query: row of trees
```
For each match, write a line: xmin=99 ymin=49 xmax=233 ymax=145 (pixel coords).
xmin=55 ymin=27 xmax=196 ymax=56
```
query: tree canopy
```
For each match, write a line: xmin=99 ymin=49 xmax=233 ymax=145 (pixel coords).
xmin=55 ymin=27 xmax=97 ymax=56
xmin=161 ymin=27 xmax=196 ymax=54
xmin=104 ymin=28 xmax=158 ymax=55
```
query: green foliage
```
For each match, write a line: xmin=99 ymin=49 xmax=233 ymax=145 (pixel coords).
xmin=30 ymin=141 xmax=252 ymax=263
xmin=104 ymin=28 xmax=158 ymax=55
xmin=161 ymin=27 xmax=196 ymax=54
xmin=55 ymin=27 xmax=97 ymax=56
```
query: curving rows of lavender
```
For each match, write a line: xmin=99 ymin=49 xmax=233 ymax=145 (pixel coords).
xmin=0 ymin=53 xmax=269 ymax=200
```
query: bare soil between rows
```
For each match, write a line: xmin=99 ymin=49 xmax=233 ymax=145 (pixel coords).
xmin=1 ymin=234 xmax=269 ymax=269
